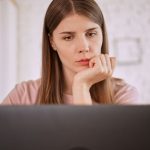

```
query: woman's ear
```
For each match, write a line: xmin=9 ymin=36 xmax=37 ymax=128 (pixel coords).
xmin=48 ymin=34 xmax=57 ymax=51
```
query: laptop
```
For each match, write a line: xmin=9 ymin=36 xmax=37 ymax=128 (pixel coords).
xmin=0 ymin=105 xmax=149 ymax=150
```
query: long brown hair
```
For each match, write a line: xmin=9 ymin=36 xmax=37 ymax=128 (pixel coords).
xmin=36 ymin=0 xmax=114 ymax=104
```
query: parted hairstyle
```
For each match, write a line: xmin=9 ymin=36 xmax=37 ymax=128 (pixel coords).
xmin=36 ymin=0 xmax=114 ymax=104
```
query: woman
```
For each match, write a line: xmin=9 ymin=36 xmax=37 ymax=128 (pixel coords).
xmin=1 ymin=0 xmax=139 ymax=105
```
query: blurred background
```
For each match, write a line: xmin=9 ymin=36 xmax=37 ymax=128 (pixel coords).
xmin=0 ymin=0 xmax=150 ymax=103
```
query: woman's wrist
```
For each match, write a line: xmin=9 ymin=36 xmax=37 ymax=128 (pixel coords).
xmin=73 ymin=74 xmax=92 ymax=89
xmin=72 ymin=79 xmax=92 ymax=105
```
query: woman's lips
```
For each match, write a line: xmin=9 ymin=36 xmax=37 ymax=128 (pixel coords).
xmin=76 ymin=59 xmax=90 ymax=66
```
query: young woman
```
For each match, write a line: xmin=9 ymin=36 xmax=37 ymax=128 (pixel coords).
xmin=2 ymin=0 xmax=139 ymax=105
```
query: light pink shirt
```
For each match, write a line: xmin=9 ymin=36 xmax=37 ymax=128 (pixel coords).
xmin=1 ymin=78 xmax=139 ymax=105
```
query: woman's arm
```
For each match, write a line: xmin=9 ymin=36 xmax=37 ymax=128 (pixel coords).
xmin=72 ymin=78 xmax=92 ymax=105
xmin=72 ymin=54 xmax=116 ymax=105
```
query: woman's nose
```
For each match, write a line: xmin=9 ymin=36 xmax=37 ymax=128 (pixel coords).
xmin=76 ymin=37 xmax=90 ymax=53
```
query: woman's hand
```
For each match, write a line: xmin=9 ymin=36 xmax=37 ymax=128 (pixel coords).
xmin=72 ymin=54 xmax=116 ymax=105
xmin=74 ymin=54 xmax=116 ymax=88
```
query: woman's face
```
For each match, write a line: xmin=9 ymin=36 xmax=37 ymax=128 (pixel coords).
xmin=51 ymin=13 xmax=103 ymax=75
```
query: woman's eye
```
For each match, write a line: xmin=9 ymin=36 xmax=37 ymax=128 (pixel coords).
xmin=63 ymin=36 xmax=73 ymax=41
xmin=87 ymin=32 xmax=97 ymax=37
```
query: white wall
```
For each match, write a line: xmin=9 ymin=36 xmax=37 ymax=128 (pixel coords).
xmin=0 ymin=0 xmax=18 ymax=100
xmin=99 ymin=0 xmax=150 ymax=104
xmin=0 ymin=0 xmax=150 ymax=103
xmin=15 ymin=0 xmax=50 ymax=82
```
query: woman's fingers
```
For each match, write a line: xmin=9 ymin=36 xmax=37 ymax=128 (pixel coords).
xmin=104 ymin=54 xmax=112 ymax=75
xmin=89 ymin=57 xmax=96 ymax=68
xmin=75 ymin=54 xmax=116 ymax=87
xmin=99 ymin=54 xmax=115 ymax=74
xmin=110 ymin=57 xmax=116 ymax=72
xmin=100 ymin=54 xmax=107 ymax=72
xmin=89 ymin=54 xmax=116 ymax=76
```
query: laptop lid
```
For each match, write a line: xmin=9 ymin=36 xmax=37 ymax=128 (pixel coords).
xmin=0 ymin=105 xmax=150 ymax=150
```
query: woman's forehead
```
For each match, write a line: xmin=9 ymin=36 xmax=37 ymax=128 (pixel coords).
xmin=53 ymin=13 xmax=100 ymax=33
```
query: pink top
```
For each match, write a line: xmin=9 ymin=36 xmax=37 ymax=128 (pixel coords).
xmin=1 ymin=78 xmax=139 ymax=105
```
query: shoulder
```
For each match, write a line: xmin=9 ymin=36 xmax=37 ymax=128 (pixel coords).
xmin=112 ymin=77 xmax=139 ymax=104
xmin=1 ymin=79 xmax=41 ymax=105
xmin=16 ymin=79 xmax=41 ymax=92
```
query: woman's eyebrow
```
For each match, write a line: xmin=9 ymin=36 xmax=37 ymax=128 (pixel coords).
xmin=59 ymin=31 xmax=74 ymax=34
xmin=86 ymin=27 xmax=99 ymax=32
xmin=59 ymin=27 xmax=99 ymax=34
